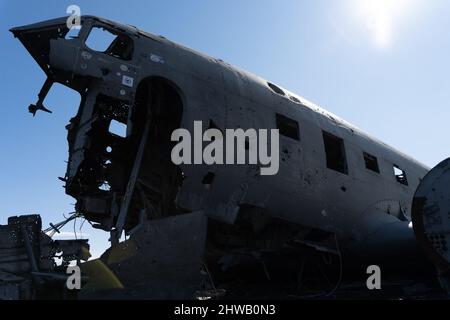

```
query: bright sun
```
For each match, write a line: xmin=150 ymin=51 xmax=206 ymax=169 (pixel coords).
xmin=350 ymin=0 xmax=419 ymax=48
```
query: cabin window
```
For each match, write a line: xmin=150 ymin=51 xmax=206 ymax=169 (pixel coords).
xmin=323 ymin=131 xmax=348 ymax=174
xmin=85 ymin=26 xmax=134 ymax=60
xmin=393 ymin=165 xmax=408 ymax=186
xmin=363 ymin=152 xmax=380 ymax=173
xmin=276 ymin=113 xmax=299 ymax=141
xmin=289 ymin=95 xmax=301 ymax=104
xmin=268 ymin=82 xmax=285 ymax=96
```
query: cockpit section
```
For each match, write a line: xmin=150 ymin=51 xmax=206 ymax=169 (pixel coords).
xmin=10 ymin=16 xmax=188 ymax=246
xmin=10 ymin=16 xmax=139 ymax=97
xmin=10 ymin=17 xmax=147 ymax=239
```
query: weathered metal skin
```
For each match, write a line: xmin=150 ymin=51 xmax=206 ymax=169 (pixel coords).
xmin=8 ymin=16 xmax=445 ymax=298
xmin=412 ymin=158 xmax=450 ymax=290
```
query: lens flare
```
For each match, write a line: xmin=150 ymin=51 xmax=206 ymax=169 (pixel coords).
xmin=350 ymin=0 xmax=420 ymax=48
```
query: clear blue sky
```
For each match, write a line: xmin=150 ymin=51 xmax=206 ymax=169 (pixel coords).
xmin=1 ymin=0 xmax=450 ymax=257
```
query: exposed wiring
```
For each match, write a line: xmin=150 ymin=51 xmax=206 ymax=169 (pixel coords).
xmin=43 ymin=212 xmax=82 ymax=237
xmin=203 ymin=262 xmax=217 ymax=292
xmin=80 ymin=218 xmax=86 ymax=230
xmin=73 ymin=215 xmax=77 ymax=240
xmin=293 ymin=233 xmax=343 ymax=299
xmin=325 ymin=233 xmax=343 ymax=297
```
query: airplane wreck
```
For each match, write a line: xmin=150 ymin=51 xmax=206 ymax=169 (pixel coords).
xmin=2 ymin=15 xmax=450 ymax=299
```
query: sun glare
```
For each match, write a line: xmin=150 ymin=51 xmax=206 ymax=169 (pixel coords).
xmin=350 ymin=0 xmax=419 ymax=49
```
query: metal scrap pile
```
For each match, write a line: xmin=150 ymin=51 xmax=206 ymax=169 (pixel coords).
xmin=0 ymin=215 xmax=90 ymax=299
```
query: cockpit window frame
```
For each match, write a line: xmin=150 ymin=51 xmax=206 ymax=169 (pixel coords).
xmin=84 ymin=24 xmax=135 ymax=61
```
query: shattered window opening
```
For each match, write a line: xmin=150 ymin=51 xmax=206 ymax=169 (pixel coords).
xmin=268 ymin=82 xmax=285 ymax=96
xmin=276 ymin=113 xmax=300 ymax=141
xmin=85 ymin=26 xmax=134 ymax=60
xmin=393 ymin=165 xmax=408 ymax=186
xmin=65 ymin=26 xmax=81 ymax=40
xmin=109 ymin=119 xmax=127 ymax=138
xmin=99 ymin=181 xmax=111 ymax=191
xmin=289 ymin=95 xmax=301 ymax=104
xmin=323 ymin=131 xmax=348 ymax=175
xmin=363 ymin=152 xmax=380 ymax=173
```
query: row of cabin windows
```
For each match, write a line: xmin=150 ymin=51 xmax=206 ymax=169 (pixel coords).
xmin=276 ymin=113 xmax=409 ymax=186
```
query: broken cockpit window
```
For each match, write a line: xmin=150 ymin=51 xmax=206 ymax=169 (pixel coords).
xmin=85 ymin=26 xmax=134 ymax=60
xmin=65 ymin=27 xmax=81 ymax=40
